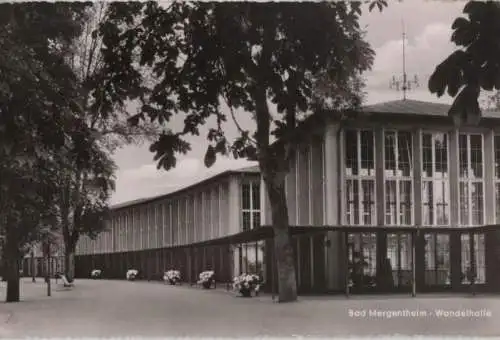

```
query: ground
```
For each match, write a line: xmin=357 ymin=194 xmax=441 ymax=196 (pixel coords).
xmin=1 ymin=278 xmax=500 ymax=337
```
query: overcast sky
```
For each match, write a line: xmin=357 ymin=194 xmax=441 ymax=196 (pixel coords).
xmin=110 ymin=0 xmax=466 ymax=205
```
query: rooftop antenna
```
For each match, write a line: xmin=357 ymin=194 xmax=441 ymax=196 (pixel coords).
xmin=390 ymin=20 xmax=419 ymax=100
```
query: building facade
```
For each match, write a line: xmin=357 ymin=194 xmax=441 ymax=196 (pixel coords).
xmin=73 ymin=166 xmax=262 ymax=283
xmin=23 ymin=99 xmax=500 ymax=295
xmin=260 ymin=99 xmax=500 ymax=294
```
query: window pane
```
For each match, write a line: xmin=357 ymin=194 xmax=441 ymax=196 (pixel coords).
xmin=470 ymin=134 xmax=482 ymax=178
xmin=252 ymin=212 xmax=260 ymax=229
xmin=471 ymin=183 xmax=483 ymax=225
xmin=398 ymin=131 xmax=412 ymax=177
xmin=435 ymin=181 xmax=449 ymax=225
xmin=495 ymin=136 xmax=500 ymax=179
xmin=422 ymin=133 xmax=433 ymax=178
xmin=384 ymin=132 xmax=396 ymax=176
xmin=360 ymin=131 xmax=374 ymax=176
xmin=459 ymin=182 xmax=469 ymax=225
xmin=361 ymin=180 xmax=375 ymax=225
xmin=422 ymin=181 xmax=433 ymax=225
xmin=474 ymin=234 xmax=486 ymax=284
xmin=459 ymin=134 xmax=468 ymax=178
xmin=399 ymin=180 xmax=412 ymax=225
xmin=242 ymin=183 xmax=251 ymax=210
xmin=242 ymin=211 xmax=251 ymax=231
xmin=251 ymin=182 xmax=260 ymax=210
xmin=461 ymin=234 xmax=471 ymax=284
xmin=345 ymin=130 xmax=358 ymax=176
xmin=435 ymin=133 xmax=448 ymax=177
xmin=385 ymin=180 xmax=397 ymax=225
xmin=346 ymin=179 xmax=359 ymax=225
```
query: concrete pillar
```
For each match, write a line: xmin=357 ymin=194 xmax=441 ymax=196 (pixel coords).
xmin=449 ymin=128 xmax=459 ymax=226
xmin=484 ymin=129 xmax=495 ymax=224
xmin=228 ymin=176 xmax=240 ymax=235
xmin=324 ymin=123 xmax=342 ymax=290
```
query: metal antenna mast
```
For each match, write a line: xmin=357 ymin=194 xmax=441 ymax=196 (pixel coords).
xmin=390 ymin=20 xmax=419 ymax=100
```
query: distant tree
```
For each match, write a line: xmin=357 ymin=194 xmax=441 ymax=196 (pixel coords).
xmin=97 ymin=1 xmax=382 ymax=302
xmin=0 ymin=3 xmax=89 ymax=302
xmin=50 ymin=3 xmax=158 ymax=283
xmin=429 ymin=1 xmax=500 ymax=123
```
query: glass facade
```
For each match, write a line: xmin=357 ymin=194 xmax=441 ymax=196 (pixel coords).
xmin=384 ymin=131 xmax=413 ymax=225
xmin=459 ymin=134 xmax=484 ymax=226
xmin=422 ymin=132 xmax=450 ymax=226
xmin=424 ymin=233 xmax=450 ymax=286
xmin=241 ymin=181 xmax=260 ymax=231
xmin=345 ymin=130 xmax=376 ymax=225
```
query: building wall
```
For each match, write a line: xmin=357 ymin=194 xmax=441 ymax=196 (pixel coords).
xmin=261 ymin=118 xmax=500 ymax=291
xmin=75 ymin=172 xmax=260 ymax=256
xmin=265 ymin=121 xmax=500 ymax=229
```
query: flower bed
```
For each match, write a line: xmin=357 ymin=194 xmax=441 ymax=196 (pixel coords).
xmin=197 ymin=270 xmax=215 ymax=289
xmin=163 ymin=270 xmax=181 ymax=285
xmin=126 ymin=269 xmax=138 ymax=281
xmin=233 ymin=274 xmax=261 ymax=297
xmin=91 ymin=269 xmax=102 ymax=279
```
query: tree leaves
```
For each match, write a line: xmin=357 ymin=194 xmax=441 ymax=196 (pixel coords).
xmin=204 ymin=145 xmax=216 ymax=168
xmin=429 ymin=0 xmax=500 ymax=123
xmin=97 ymin=2 xmax=375 ymax=172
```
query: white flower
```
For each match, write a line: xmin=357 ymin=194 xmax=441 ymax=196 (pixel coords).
xmin=164 ymin=270 xmax=181 ymax=281
xmin=232 ymin=273 xmax=261 ymax=292
xmin=198 ymin=270 xmax=215 ymax=283
xmin=126 ymin=269 xmax=138 ymax=280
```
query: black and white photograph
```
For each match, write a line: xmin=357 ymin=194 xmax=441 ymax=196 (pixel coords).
xmin=1 ymin=0 xmax=500 ymax=338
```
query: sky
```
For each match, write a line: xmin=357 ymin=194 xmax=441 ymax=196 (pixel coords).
xmin=110 ymin=0 xmax=466 ymax=205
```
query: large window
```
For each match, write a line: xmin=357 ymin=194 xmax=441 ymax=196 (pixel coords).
xmin=242 ymin=181 xmax=260 ymax=231
xmin=424 ymin=233 xmax=450 ymax=286
xmin=345 ymin=130 xmax=376 ymax=225
xmin=495 ymin=136 xmax=500 ymax=223
xmin=460 ymin=233 xmax=486 ymax=284
xmin=384 ymin=131 xmax=413 ymax=225
xmin=459 ymin=133 xmax=484 ymax=226
xmin=422 ymin=132 xmax=450 ymax=226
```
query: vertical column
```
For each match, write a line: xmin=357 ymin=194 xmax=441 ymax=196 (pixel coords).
xmin=484 ymin=129 xmax=495 ymax=224
xmin=228 ymin=176 xmax=241 ymax=235
xmin=449 ymin=128 xmax=461 ymax=289
xmin=413 ymin=129 xmax=422 ymax=293
xmin=324 ymin=123 xmax=341 ymax=290
xmin=413 ymin=129 xmax=423 ymax=226
xmin=449 ymin=128 xmax=459 ymax=226
xmin=260 ymin=176 xmax=270 ymax=226
xmin=375 ymin=126 xmax=386 ymax=283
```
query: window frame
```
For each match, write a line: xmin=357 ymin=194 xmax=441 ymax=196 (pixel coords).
xmin=383 ymin=129 xmax=414 ymax=226
xmin=241 ymin=180 xmax=261 ymax=231
xmin=344 ymin=129 xmax=377 ymax=226
xmin=458 ymin=133 xmax=485 ymax=226
xmin=421 ymin=131 xmax=451 ymax=226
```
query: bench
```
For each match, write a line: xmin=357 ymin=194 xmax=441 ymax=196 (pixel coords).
xmin=60 ymin=274 xmax=74 ymax=288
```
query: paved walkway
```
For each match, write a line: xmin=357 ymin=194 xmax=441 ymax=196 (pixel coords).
xmin=1 ymin=278 xmax=500 ymax=337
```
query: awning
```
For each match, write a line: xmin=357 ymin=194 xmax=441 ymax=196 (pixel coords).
xmin=172 ymin=224 xmax=500 ymax=250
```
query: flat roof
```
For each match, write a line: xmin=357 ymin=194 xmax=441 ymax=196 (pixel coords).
xmin=110 ymin=164 xmax=259 ymax=211
xmin=362 ymin=99 xmax=500 ymax=118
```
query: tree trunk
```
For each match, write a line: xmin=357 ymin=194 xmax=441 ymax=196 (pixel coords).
xmin=31 ymin=250 xmax=36 ymax=282
xmin=64 ymin=249 xmax=76 ymax=282
xmin=265 ymin=172 xmax=298 ymax=303
xmin=4 ymin=237 xmax=20 ymax=303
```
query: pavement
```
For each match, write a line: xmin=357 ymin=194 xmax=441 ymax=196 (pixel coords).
xmin=1 ymin=278 xmax=500 ymax=338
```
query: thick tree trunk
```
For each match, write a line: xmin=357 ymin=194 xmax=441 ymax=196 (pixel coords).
xmin=64 ymin=249 xmax=75 ymax=282
xmin=4 ymin=237 xmax=20 ymax=303
xmin=265 ymin=173 xmax=298 ymax=303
